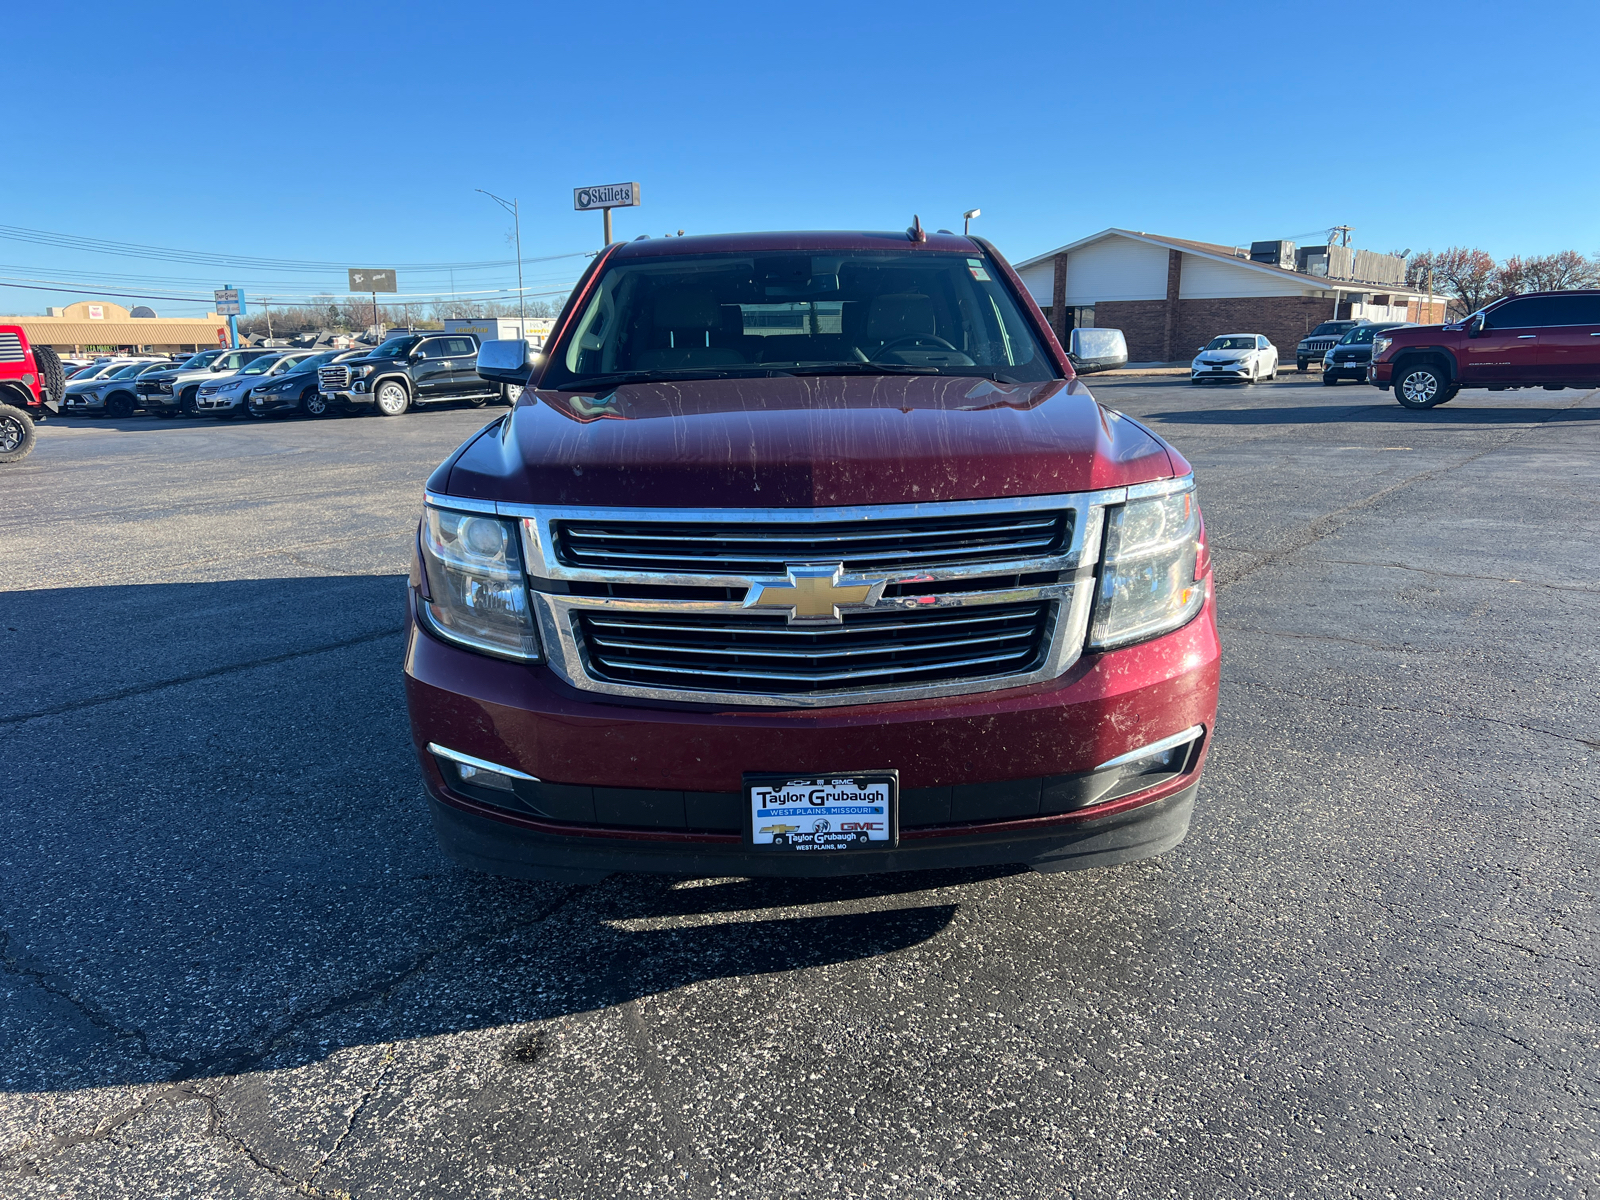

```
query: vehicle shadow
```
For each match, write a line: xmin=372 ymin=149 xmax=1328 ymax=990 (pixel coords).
xmin=0 ymin=575 xmax=1000 ymax=1095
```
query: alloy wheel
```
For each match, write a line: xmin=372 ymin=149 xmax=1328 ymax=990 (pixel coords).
xmin=0 ymin=412 xmax=23 ymax=452
xmin=1401 ymin=371 xmax=1437 ymax=405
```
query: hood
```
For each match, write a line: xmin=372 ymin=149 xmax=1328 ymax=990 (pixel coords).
xmin=441 ymin=374 xmax=1181 ymax=509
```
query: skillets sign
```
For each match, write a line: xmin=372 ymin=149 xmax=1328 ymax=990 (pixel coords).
xmin=573 ymin=183 xmax=640 ymax=211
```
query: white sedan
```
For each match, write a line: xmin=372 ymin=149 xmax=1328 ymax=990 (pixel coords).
xmin=1191 ymin=334 xmax=1278 ymax=384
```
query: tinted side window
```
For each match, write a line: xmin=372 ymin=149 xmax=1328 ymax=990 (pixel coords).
xmin=441 ymin=337 xmax=476 ymax=356
xmin=1483 ymin=299 xmax=1537 ymax=328
xmin=1257 ymin=336 xmax=1269 ymax=349
xmin=416 ymin=338 xmax=449 ymax=358
xmin=1546 ymin=294 xmax=1600 ymax=326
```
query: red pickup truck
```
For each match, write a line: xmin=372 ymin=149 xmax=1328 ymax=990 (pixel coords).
xmin=404 ymin=230 xmax=1220 ymax=882
xmin=1371 ymin=289 xmax=1600 ymax=408
xmin=0 ymin=324 xmax=65 ymax=463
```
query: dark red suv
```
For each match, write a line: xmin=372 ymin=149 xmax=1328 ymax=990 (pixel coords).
xmin=404 ymin=230 xmax=1220 ymax=882
xmin=1370 ymin=289 xmax=1600 ymax=408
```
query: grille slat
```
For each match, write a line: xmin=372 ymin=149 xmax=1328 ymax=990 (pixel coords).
xmin=578 ymin=601 xmax=1051 ymax=694
xmin=555 ymin=510 xmax=1071 ymax=576
xmin=318 ymin=365 xmax=350 ymax=391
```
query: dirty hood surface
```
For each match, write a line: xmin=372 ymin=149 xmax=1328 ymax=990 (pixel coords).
xmin=443 ymin=374 xmax=1181 ymax=508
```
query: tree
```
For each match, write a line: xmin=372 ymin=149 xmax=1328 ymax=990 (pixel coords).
xmin=1410 ymin=247 xmax=1501 ymax=313
xmin=1514 ymin=250 xmax=1600 ymax=293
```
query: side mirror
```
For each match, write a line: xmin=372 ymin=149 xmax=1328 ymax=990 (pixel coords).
xmin=476 ymin=339 xmax=537 ymax=386
xmin=1466 ymin=313 xmax=1485 ymax=338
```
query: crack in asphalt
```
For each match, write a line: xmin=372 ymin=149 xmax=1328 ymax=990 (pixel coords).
xmin=1219 ymin=676 xmax=1600 ymax=750
xmin=1210 ymin=390 xmax=1590 ymax=592
xmin=305 ymin=1047 xmax=397 ymax=1191
xmin=1309 ymin=557 xmax=1600 ymax=595
xmin=0 ymin=889 xmax=583 ymax=1095
xmin=0 ymin=626 xmax=404 ymax=727
xmin=0 ymin=1083 xmax=218 ymax=1176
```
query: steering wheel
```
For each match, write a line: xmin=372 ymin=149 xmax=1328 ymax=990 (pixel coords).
xmin=875 ymin=334 xmax=961 ymax=357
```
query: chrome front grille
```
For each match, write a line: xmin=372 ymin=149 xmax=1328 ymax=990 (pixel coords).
xmin=422 ymin=484 xmax=1191 ymax=707
xmin=553 ymin=510 xmax=1070 ymax=575
xmin=579 ymin=602 xmax=1051 ymax=694
xmin=1301 ymin=338 xmax=1337 ymax=353
xmin=0 ymin=333 xmax=23 ymax=363
xmin=318 ymin=365 xmax=350 ymax=391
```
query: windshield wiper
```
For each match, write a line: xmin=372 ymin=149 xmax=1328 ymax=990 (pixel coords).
xmin=782 ymin=362 xmax=941 ymax=377
xmin=556 ymin=366 xmax=794 ymax=391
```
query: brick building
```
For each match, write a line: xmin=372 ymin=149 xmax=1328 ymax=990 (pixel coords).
xmin=1013 ymin=229 xmax=1449 ymax=363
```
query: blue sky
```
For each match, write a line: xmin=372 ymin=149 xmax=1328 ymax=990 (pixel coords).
xmin=9 ymin=0 xmax=1595 ymax=317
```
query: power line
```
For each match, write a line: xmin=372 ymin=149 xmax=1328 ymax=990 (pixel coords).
xmin=0 ymin=224 xmax=589 ymax=274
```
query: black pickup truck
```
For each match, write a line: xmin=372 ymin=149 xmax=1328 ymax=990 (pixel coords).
xmin=315 ymin=331 xmax=507 ymax=416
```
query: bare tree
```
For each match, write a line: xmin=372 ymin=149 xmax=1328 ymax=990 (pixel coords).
xmin=1410 ymin=248 xmax=1501 ymax=313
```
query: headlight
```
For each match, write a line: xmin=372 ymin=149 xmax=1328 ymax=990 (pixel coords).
xmin=418 ymin=507 xmax=541 ymax=661
xmin=1372 ymin=335 xmax=1392 ymax=357
xmin=1088 ymin=483 xmax=1205 ymax=650
xmin=222 ymin=379 xmax=245 ymax=391
xmin=353 ymin=364 xmax=374 ymax=377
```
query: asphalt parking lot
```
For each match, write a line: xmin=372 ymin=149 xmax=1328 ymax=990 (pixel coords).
xmin=2 ymin=377 xmax=1597 ymax=1199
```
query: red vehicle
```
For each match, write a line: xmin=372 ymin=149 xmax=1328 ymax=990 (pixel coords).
xmin=0 ymin=325 xmax=65 ymax=463
xmin=1370 ymin=289 xmax=1600 ymax=408
xmin=404 ymin=229 xmax=1220 ymax=881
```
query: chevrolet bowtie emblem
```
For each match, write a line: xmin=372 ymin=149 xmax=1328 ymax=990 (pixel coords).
xmin=743 ymin=563 xmax=888 ymax=624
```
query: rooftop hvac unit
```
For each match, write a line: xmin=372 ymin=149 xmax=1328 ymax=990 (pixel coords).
xmin=1250 ymin=240 xmax=1297 ymax=270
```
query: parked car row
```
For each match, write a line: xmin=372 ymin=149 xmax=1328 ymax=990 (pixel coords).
xmin=55 ymin=331 xmax=517 ymax=421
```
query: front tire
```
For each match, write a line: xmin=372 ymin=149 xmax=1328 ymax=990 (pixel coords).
xmin=301 ymin=389 xmax=330 ymax=418
xmin=1297 ymin=359 xmax=1308 ymax=372
xmin=1322 ymin=371 xmax=1338 ymax=386
xmin=0 ymin=403 xmax=37 ymax=462
xmin=107 ymin=392 xmax=135 ymax=419
xmin=180 ymin=386 xmax=200 ymax=417
xmin=1394 ymin=363 xmax=1449 ymax=409
xmin=374 ymin=380 xmax=410 ymax=416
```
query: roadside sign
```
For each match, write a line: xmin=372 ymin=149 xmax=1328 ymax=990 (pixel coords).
xmin=573 ymin=183 xmax=640 ymax=211
xmin=214 ymin=288 xmax=245 ymax=316
xmin=347 ymin=269 xmax=397 ymax=293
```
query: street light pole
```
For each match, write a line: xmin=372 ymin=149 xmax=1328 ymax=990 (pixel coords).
xmin=476 ymin=188 xmax=526 ymax=326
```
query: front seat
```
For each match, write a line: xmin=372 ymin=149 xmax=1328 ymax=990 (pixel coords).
xmin=633 ymin=290 xmax=746 ymax=370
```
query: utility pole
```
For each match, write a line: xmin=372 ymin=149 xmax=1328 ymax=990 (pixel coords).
xmin=1330 ymin=225 xmax=1353 ymax=248
xmin=226 ymin=283 xmax=238 ymax=349
xmin=477 ymin=188 xmax=526 ymax=328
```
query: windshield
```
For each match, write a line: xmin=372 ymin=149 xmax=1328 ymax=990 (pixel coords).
xmin=1204 ymin=336 xmax=1257 ymax=351
xmin=542 ymin=249 xmax=1055 ymax=389
xmin=180 ymin=351 xmax=222 ymax=370
xmin=371 ymin=337 xmax=421 ymax=359
xmin=109 ymin=363 xmax=147 ymax=378
xmin=1339 ymin=327 xmax=1381 ymax=345
xmin=241 ymin=354 xmax=285 ymax=375
xmin=291 ymin=351 xmax=337 ymax=371
xmin=67 ymin=366 xmax=99 ymax=379
xmin=136 ymin=361 xmax=171 ymax=374
xmin=1309 ymin=323 xmax=1354 ymax=337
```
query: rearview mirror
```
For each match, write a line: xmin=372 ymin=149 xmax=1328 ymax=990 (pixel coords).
xmin=476 ymin=339 xmax=537 ymax=386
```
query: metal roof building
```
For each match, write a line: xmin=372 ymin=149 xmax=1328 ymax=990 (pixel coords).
xmin=4 ymin=301 xmax=230 ymax=354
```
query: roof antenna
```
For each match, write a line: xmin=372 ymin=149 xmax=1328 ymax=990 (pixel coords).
xmin=907 ymin=215 xmax=926 ymax=244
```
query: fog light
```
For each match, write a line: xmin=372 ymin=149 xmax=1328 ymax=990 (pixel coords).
xmin=427 ymin=743 xmax=538 ymax=796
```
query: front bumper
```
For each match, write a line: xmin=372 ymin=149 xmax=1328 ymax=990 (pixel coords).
xmin=195 ymin=391 xmax=248 ymax=412
xmin=1368 ymin=361 xmax=1393 ymax=388
xmin=138 ymin=386 xmax=180 ymax=410
xmin=63 ymin=394 xmax=105 ymax=412
xmin=250 ymin=391 xmax=300 ymax=412
xmin=404 ymin=578 xmax=1221 ymax=881
xmin=321 ymin=386 xmax=372 ymax=407
xmin=1191 ymin=364 xmax=1250 ymax=379
xmin=1322 ymin=360 xmax=1369 ymax=379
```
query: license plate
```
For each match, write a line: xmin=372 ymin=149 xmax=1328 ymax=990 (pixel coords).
xmin=744 ymin=771 xmax=898 ymax=852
